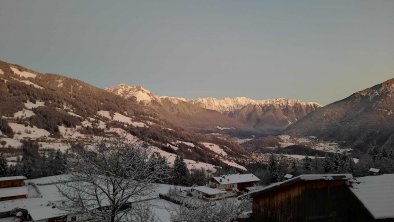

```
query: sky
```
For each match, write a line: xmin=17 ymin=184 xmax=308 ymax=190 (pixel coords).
xmin=0 ymin=0 xmax=393 ymax=105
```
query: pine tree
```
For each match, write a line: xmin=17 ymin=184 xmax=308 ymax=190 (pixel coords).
xmin=268 ymin=153 xmax=280 ymax=183
xmin=172 ymin=155 xmax=189 ymax=186
xmin=0 ymin=154 xmax=8 ymax=177
xmin=149 ymin=153 xmax=170 ymax=183
xmin=303 ymin=155 xmax=312 ymax=173
xmin=289 ymin=160 xmax=298 ymax=176
xmin=323 ymin=154 xmax=333 ymax=173
xmin=189 ymin=169 xmax=207 ymax=186
xmin=54 ymin=150 xmax=66 ymax=174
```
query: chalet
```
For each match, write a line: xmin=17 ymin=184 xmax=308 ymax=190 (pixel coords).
xmin=192 ymin=186 xmax=227 ymax=201
xmin=245 ymin=174 xmax=394 ymax=222
xmin=209 ymin=174 xmax=260 ymax=192
xmin=0 ymin=176 xmax=28 ymax=201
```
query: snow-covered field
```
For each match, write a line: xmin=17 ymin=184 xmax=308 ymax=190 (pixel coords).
xmin=38 ymin=142 xmax=71 ymax=152
xmin=58 ymin=125 xmax=85 ymax=139
xmin=106 ymin=128 xmax=139 ymax=143
xmin=220 ymin=159 xmax=247 ymax=171
xmin=9 ymin=123 xmax=50 ymax=139
xmin=0 ymin=138 xmax=23 ymax=148
xmin=202 ymin=142 xmax=227 ymax=156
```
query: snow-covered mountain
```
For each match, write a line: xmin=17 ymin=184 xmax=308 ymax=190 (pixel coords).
xmin=287 ymin=78 xmax=394 ymax=152
xmin=190 ymin=97 xmax=320 ymax=113
xmin=106 ymin=84 xmax=321 ymax=133
xmin=0 ymin=60 xmax=248 ymax=172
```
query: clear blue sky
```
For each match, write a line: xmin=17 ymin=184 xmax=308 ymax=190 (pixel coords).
xmin=0 ymin=0 xmax=393 ymax=105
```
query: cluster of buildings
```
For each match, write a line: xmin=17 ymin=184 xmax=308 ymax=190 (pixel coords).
xmin=1 ymin=171 xmax=394 ymax=222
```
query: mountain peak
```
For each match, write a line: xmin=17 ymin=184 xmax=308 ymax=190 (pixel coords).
xmin=190 ymin=97 xmax=321 ymax=113
xmin=106 ymin=84 xmax=155 ymax=102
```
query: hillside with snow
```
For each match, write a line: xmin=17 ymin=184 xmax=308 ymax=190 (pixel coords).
xmin=0 ymin=60 xmax=248 ymax=172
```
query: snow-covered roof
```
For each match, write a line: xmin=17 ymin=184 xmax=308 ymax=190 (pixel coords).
xmin=28 ymin=206 xmax=68 ymax=221
xmin=350 ymin=174 xmax=394 ymax=219
xmin=0 ymin=176 xmax=26 ymax=182
xmin=284 ymin=174 xmax=294 ymax=179
xmin=369 ymin=168 xmax=380 ymax=173
xmin=0 ymin=186 xmax=28 ymax=198
xmin=247 ymin=174 xmax=352 ymax=197
xmin=213 ymin=174 xmax=260 ymax=185
xmin=193 ymin=186 xmax=226 ymax=195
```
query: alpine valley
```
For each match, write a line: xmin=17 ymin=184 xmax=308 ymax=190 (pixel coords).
xmin=0 ymin=59 xmax=393 ymax=170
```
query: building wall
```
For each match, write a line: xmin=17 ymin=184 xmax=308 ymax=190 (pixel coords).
xmin=237 ymin=182 xmax=256 ymax=191
xmin=0 ymin=194 xmax=27 ymax=201
xmin=0 ymin=179 xmax=25 ymax=188
xmin=250 ymin=180 xmax=375 ymax=222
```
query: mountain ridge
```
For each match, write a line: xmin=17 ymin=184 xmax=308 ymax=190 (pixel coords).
xmin=106 ymin=84 xmax=321 ymax=133
xmin=286 ymin=77 xmax=394 ymax=152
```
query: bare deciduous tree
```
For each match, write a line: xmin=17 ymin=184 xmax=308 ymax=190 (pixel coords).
xmin=58 ymin=141 xmax=169 ymax=222
xmin=171 ymin=195 xmax=251 ymax=222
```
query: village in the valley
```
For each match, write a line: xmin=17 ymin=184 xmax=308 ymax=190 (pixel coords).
xmin=0 ymin=167 xmax=393 ymax=221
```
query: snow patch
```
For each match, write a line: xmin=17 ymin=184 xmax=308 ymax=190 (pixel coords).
xmin=81 ymin=120 xmax=92 ymax=127
xmin=56 ymin=80 xmax=63 ymax=87
xmin=216 ymin=126 xmax=233 ymax=130
xmin=13 ymin=109 xmax=35 ymax=119
xmin=9 ymin=123 xmax=50 ymax=139
xmin=150 ymin=146 xmax=216 ymax=172
xmin=130 ymin=121 xmax=147 ymax=128
xmin=67 ymin=111 xmax=81 ymax=118
xmin=38 ymin=142 xmax=71 ymax=152
xmin=24 ymin=100 xmax=45 ymax=109
xmin=106 ymin=128 xmax=138 ymax=143
xmin=220 ymin=159 xmax=247 ymax=171
xmin=202 ymin=142 xmax=227 ymax=156
xmin=113 ymin=112 xmax=133 ymax=124
xmin=15 ymin=79 xmax=43 ymax=89
xmin=97 ymin=110 xmax=111 ymax=119
xmin=176 ymin=141 xmax=195 ymax=147
xmin=10 ymin=67 xmax=37 ymax=78
xmin=0 ymin=138 xmax=23 ymax=148
xmin=58 ymin=125 xmax=84 ymax=138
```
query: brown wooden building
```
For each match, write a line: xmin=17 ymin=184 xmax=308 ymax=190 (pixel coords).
xmin=245 ymin=174 xmax=385 ymax=222
xmin=0 ymin=176 xmax=28 ymax=201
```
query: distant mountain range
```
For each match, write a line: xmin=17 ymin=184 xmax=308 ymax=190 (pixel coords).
xmin=106 ymin=84 xmax=320 ymax=133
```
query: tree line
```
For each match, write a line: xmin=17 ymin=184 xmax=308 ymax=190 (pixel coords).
xmin=0 ymin=140 xmax=208 ymax=187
